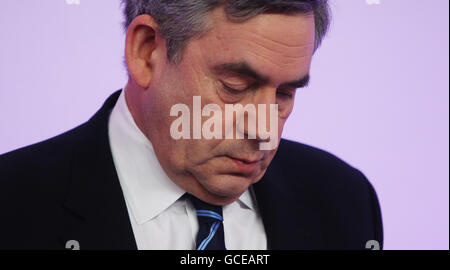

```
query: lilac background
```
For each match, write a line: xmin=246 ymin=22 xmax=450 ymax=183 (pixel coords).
xmin=0 ymin=0 xmax=448 ymax=249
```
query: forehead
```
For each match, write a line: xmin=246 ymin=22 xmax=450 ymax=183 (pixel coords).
xmin=186 ymin=7 xmax=316 ymax=85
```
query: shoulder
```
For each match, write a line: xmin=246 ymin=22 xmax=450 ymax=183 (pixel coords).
xmin=274 ymin=138 xmax=370 ymax=187
xmin=0 ymin=123 xmax=95 ymax=247
xmin=270 ymin=138 xmax=383 ymax=248
xmin=272 ymin=138 xmax=378 ymax=203
xmin=0 ymin=123 xmax=91 ymax=204
xmin=0 ymin=90 xmax=119 ymax=182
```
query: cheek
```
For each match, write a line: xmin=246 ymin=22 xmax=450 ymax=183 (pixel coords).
xmin=175 ymin=139 xmax=223 ymax=169
xmin=158 ymin=139 xmax=215 ymax=179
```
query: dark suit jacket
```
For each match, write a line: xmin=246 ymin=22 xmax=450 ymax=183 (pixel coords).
xmin=0 ymin=90 xmax=383 ymax=250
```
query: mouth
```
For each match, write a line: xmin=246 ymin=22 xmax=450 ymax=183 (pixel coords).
xmin=230 ymin=156 xmax=262 ymax=164
xmin=226 ymin=155 xmax=263 ymax=174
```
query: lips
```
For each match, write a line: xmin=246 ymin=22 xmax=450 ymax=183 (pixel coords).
xmin=229 ymin=156 xmax=262 ymax=164
xmin=226 ymin=155 xmax=263 ymax=174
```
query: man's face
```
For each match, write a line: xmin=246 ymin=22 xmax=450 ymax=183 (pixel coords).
xmin=139 ymin=8 xmax=315 ymax=205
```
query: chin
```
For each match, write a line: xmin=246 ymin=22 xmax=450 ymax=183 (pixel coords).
xmin=199 ymin=173 xmax=254 ymax=199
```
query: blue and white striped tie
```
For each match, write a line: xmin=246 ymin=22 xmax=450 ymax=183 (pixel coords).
xmin=186 ymin=193 xmax=226 ymax=250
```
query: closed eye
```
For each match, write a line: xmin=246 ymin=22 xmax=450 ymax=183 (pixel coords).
xmin=221 ymin=81 xmax=255 ymax=94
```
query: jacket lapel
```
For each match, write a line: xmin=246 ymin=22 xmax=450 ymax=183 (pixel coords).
xmin=60 ymin=90 xmax=137 ymax=250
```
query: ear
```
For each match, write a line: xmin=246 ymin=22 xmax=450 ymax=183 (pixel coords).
xmin=125 ymin=14 xmax=162 ymax=89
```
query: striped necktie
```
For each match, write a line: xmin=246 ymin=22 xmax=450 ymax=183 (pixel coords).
xmin=186 ymin=193 xmax=226 ymax=250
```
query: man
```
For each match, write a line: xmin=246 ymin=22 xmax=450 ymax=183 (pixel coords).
xmin=0 ymin=0 xmax=383 ymax=250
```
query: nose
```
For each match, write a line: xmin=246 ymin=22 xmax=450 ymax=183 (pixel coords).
xmin=238 ymin=87 xmax=277 ymax=142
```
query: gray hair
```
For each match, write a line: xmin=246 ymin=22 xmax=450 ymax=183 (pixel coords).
xmin=120 ymin=0 xmax=331 ymax=66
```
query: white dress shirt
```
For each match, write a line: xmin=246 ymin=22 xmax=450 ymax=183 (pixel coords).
xmin=107 ymin=87 xmax=267 ymax=250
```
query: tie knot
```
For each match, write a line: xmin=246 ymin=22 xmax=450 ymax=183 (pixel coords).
xmin=185 ymin=193 xmax=223 ymax=221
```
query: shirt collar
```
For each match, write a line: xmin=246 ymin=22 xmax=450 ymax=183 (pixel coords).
xmin=108 ymin=86 xmax=256 ymax=224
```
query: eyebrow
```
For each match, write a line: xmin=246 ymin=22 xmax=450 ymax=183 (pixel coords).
xmin=212 ymin=61 xmax=310 ymax=89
